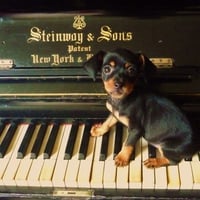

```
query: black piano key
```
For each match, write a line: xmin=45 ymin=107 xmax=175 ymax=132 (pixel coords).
xmin=198 ymin=152 xmax=200 ymax=161
xmin=30 ymin=122 xmax=48 ymax=159
xmin=99 ymin=131 xmax=109 ymax=161
xmin=0 ymin=122 xmax=18 ymax=158
xmin=64 ymin=121 xmax=79 ymax=160
xmin=0 ymin=122 xmax=6 ymax=137
xmin=17 ymin=122 xmax=36 ymax=159
xmin=148 ymin=144 xmax=156 ymax=158
xmin=113 ymin=123 xmax=123 ymax=159
xmin=43 ymin=122 xmax=60 ymax=159
xmin=78 ymin=122 xmax=92 ymax=160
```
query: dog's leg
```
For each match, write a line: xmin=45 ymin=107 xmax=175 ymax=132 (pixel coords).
xmin=143 ymin=146 xmax=170 ymax=168
xmin=143 ymin=157 xmax=170 ymax=168
xmin=90 ymin=114 xmax=118 ymax=137
xmin=115 ymin=144 xmax=134 ymax=167
xmin=115 ymin=129 xmax=141 ymax=167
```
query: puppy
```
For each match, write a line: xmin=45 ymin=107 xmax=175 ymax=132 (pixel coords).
xmin=84 ymin=48 xmax=198 ymax=168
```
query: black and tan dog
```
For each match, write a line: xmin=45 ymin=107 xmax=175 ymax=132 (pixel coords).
xmin=84 ymin=48 xmax=198 ymax=168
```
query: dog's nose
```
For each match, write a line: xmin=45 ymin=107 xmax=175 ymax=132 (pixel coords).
xmin=114 ymin=81 xmax=123 ymax=89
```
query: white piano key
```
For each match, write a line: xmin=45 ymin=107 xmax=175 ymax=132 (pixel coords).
xmin=15 ymin=159 xmax=32 ymax=187
xmin=117 ymin=166 xmax=129 ymax=189
xmin=52 ymin=124 xmax=71 ymax=188
xmin=2 ymin=124 xmax=28 ymax=186
xmin=27 ymin=123 xmax=53 ymax=187
xmin=64 ymin=124 xmax=84 ymax=188
xmin=129 ymin=138 xmax=142 ymax=189
xmin=91 ymin=162 xmax=104 ymax=189
xmin=154 ymin=148 xmax=167 ymax=190
xmin=142 ymin=138 xmax=155 ymax=190
xmin=129 ymin=161 xmax=142 ymax=189
xmin=191 ymin=153 xmax=200 ymax=190
xmin=103 ymin=127 xmax=116 ymax=189
xmin=167 ymin=165 xmax=180 ymax=190
xmin=106 ymin=126 xmax=116 ymax=161
xmin=77 ymin=135 xmax=96 ymax=188
xmin=90 ymin=136 xmax=104 ymax=188
xmin=93 ymin=135 xmax=103 ymax=162
xmin=116 ymin=127 xmax=129 ymax=189
xmin=155 ymin=167 xmax=167 ymax=190
xmin=104 ymin=161 xmax=117 ymax=189
xmin=39 ymin=123 xmax=65 ymax=187
xmin=27 ymin=159 xmax=44 ymax=187
xmin=0 ymin=124 xmax=14 ymax=187
xmin=15 ymin=123 xmax=40 ymax=187
xmin=179 ymin=159 xmax=193 ymax=190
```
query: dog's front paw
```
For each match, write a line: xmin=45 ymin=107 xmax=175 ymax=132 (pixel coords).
xmin=90 ymin=124 xmax=109 ymax=137
xmin=115 ymin=146 xmax=133 ymax=167
xmin=115 ymin=151 xmax=131 ymax=167
xmin=144 ymin=157 xmax=170 ymax=168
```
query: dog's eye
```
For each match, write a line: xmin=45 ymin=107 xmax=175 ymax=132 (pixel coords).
xmin=102 ymin=65 xmax=113 ymax=75
xmin=127 ymin=65 xmax=136 ymax=75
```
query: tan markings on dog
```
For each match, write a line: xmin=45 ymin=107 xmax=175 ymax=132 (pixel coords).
xmin=144 ymin=157 xmax=170 ymax=168
xmin=104 ymin=78 xmax=115 ymax=92
xmin=125 ymin=62 xmax=132 ymax=68
xmin=109 ymin=60 xmax=115 ymax=67
xmin=125 ymin=82 xmax=134 ymax=95
xmin=104 ymin=79 xmax=134 ymax=96
xmin=106 ymin=101 xmax=129 ymax=127
xmin=90 ymin=113 xmax=118 ymax=137
xmin=143 ymin=144 xmax=170 ymax=167
xmin=115 ymin=145 xmax=134 ymax=166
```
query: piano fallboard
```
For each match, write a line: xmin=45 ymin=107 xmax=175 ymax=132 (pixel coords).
xmin=0 ymin=75 xmax=199 ymax=119
xmin=1 ymin=12 xmax=200 ymax=68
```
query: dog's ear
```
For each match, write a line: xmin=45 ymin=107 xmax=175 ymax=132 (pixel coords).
xmin=138 ymin=53 xmax=157 ymax=81
xmin=83 ymin=51 xmax=106 ymax=81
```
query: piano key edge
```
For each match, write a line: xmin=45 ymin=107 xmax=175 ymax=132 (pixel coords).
xmin=0 ymin=187 xmax=200 ymax=199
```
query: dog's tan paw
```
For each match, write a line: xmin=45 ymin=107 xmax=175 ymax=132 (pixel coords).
xmin=90 ymin=124 xmax=109 ymax=137
xmin=115 ymin=151 xmax=130 ymax=167
xmin=115 ymin=146 xmax=133 ymax=167
xmin=144 ymin=157 xmax=170 ymax=168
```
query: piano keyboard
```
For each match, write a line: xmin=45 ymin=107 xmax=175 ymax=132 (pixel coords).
xmin=0 ymin=119 xmax=200 ymax=195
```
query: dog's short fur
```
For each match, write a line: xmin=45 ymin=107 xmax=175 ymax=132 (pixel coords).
xmin=84 ymin=48 xmax=199 ymax=168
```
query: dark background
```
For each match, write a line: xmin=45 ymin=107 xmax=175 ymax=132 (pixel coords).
xmin=0 ymin=0 xmax=200 ymax=14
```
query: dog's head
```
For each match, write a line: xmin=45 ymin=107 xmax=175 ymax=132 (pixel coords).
xmin=84 ymin=48 xmax=156 ymax=99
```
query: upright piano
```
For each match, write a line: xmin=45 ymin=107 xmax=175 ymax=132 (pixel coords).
xmin=0 ymin=8 xmax=200 ymax=199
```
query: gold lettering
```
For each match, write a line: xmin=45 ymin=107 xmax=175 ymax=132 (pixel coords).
xmin=97 ymin=25 xmax=133 ymax=42
xmin=67 ymin=45 xmax=91 ymax=53
xmin=27 ymin=27 xmax=42 ymax=43
xmin=86 ymin=53 xmax=93 ymax=60
xmin=31 ymin=54 xmax=51 ymax=64
xmin=112 ymin=32 xmax=133 ymax=41
xmin=77 ymin=57 xmax=83 ymax=63
xmin=51 ymin=54 xmax=74 ymax=66
xmin=127 ymin=32 xmax=133 ymax=40
xmin=97 ymin=25 xmax=112 ymax=42
xmin=27 ymin=27 xmax=83 ymax=44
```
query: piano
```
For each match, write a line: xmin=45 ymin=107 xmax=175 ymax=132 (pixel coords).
xmin=0 ymin=4 xmax=200 ymax=199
